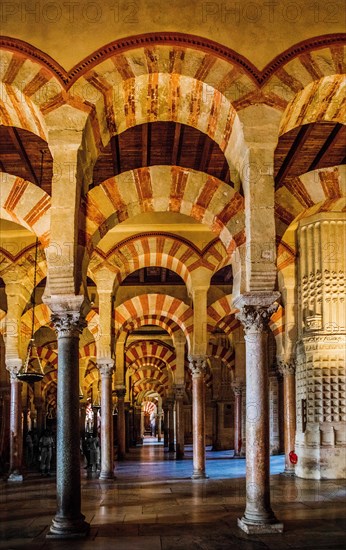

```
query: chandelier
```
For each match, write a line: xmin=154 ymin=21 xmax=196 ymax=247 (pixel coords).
xmin=17 ymin=152 xmax=45 ymax=384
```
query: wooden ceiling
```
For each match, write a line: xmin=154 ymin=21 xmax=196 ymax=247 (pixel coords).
xmin=274 ymin=122 xmax=346 ymax=188
xmin=92 ymin=122 xmax=232 ymax=189
xmin=0 ymin=126 xmax=52 ymax=195
xmin=121 ymin=265 xmax=233 ymax=286
xmin=0 ymin=121 xmax=344 ymax=197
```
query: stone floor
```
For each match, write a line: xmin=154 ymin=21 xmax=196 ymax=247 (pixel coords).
xmin=1 ymin=437 xmax=345 ymax=549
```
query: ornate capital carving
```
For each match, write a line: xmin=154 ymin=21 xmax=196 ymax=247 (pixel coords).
xmin=232 ymin=382 xmax=244 ymax=396
xmin=98 ymin=360 xmax=114 ymax=378
xmin=51 ymin=311 xmax=86 ymax=337
xmin=236 ymin=303 xmax=278 ymax=334
xmin=188 ymin=355 xmax=207 ymax=377
xmin=277 ymin=359 xmax=296 ymax=376
xmin=174 ymin=384 xmax=185 ymax=400
xmin=115 ymin=387 xmax=126 ymax=399
xmin=6 ymin=359 xmax=22 ymax=381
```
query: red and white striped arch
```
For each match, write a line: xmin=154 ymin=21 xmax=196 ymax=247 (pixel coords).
xmin=115 ymin=294 xmax=193 ymax=345
xmin=21 ymin=303 xmax=52 ymax=341
xmin=84 ymin=166 xmax=244 ymax=255
xmin=126 ymin=340 xmax=176 ymax=371
xmin=89 ymin=234 xmax=233 ymax=289
xmin=0 ymin=174 xmax=51 ymax=244
xmin=276 ymin=166 xmax=346 ymax=270
xmin=208 ymin=343 xmax=235 ymax=370
xmin=207 ymin=295 xmax=239 ymax=334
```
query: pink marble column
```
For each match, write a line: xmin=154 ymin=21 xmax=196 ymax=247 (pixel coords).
xmin=167 ymin=398 xmax=175 ymax=452
xmin=163 ymin=403 xmax=169 ymax=448
xmin=98 ymin=361 xmax=115 ymax=480
xmin=174 ymin=385 xmax=185 ymax=459
xmin=235 ymin=297 xmax=283 ymax=533
xmin=188 ymin=356 xmax=207 ymax=479
xmin=232 ymin=383 xmax=244 ymax=458
xmin=157 ymin=408 xmax=162 ymax=442
xmin=115 ymin=387 xmax=126 ymax=460
xmin=7 ymin=362 xmax=23 ymax=482
xmin=278 ymin=360 xmax=296 ymax=475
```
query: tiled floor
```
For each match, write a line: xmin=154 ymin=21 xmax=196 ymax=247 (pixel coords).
xmin=1 ymin=438 xmax=345 ymax=549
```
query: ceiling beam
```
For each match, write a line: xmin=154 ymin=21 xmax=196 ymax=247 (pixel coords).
xmin=111 ymin=134 xmax=121 ymax=175
xmin=308 ymin=123 xmax=344 ymax=172
xmin=7 ymin=126 xmax=39 ymax=185
xmin=275 ymin=124 xmax=315 ymax=189
xmin=199 ymin=137 xmax=213 ymax=173
xmin=171 ymin=123 xmax=182 ymax=166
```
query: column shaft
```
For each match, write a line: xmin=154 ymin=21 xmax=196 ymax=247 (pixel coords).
xmin=116 ymin=389 xmax=126 ymax=460
xmin=189 ymin=357 xmax=207 ymax=479
xmin=48 ymin=311 xmax=89 ymax=538
xmin=175 ymin=396 xmax=185 ymax=459
xmin=233 ymin=388 xmax=243 ymax=457
xmin=235 ymin=299 xmax=283 ymax=534
xmin=8 ymin=374 xmax=23 ymax=481
xmin=99 ymin=363 xmax=114 ymax=479
xmin=168 ymin=401 xmax=175 ymax=452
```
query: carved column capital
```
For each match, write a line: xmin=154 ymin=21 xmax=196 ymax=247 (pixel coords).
xmin=188 ymin=355 xmax=207 ymax=376
xmin=98 ymin=359 xmax=115 ymax=378
xmin=236 ymin=303 xmax=278 ymax=334
xmin=174 ymin=384 xmax=185 ymax=400
xmin=277 ymin=359 xmax=296 ymax=376
xmin=51 ymin=311 xmax=86 ymax=337
xmin=232 ymin=382 xmax=244 ymax=396
xmin=115 ymin=387 xmax=126 ymax=399
xmin=6 ymin=359 xmax=22 ymax=382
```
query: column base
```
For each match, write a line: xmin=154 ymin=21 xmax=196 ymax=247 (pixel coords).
xmin=191 ymin=471 xmax=208 ymax=480
xmin=282 ymin=467 xmax=296 ymax=476
xmin=7 ymin=472 xmax=23 ymax=482
xmin=46 ymin=516 xmax=89 ymax=539
xmin=99 ymin=471 xmax=115 ymax=480
xmin=233 ymin=453 xmax=246 ymax=459
xmin=238 ymin=517 xmax=284 ymax=534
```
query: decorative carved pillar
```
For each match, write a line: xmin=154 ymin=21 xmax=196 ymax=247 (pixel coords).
xmin=235 ymin=294 xmax=283 ymax=534
xmin=278 ymin=360 xmax=296 ymax=475
xmin=188 ymin=356 xmax=207 ymax=479
xmin=115 ymin=387 xmax=126 ymax=460
xmin=167 ymin=398 xmax=175 ymax=452
xmin=98 ymin=360 xmax=115 ymax=480
xmin=6 ymin=361 xmax=23 ymax=482
xmin=296 ymin=213 xmax=346 ymax=479
xmin=232 ymin=382 xmax=244 ymax=458
xmin=48 ymin=309 xmax=89 ymax=538
xmin=174 ymin=385 xmax=185 ymax=459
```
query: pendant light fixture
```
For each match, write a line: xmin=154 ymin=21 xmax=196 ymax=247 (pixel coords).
xmin=17 ymin=150 xmax=45 ymax=384
xmin=17 ymin=237 xmax=44 ymax=383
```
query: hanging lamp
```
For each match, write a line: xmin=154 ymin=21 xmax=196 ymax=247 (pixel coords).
xmin=17 ymin=151 xmax=45 ymax=384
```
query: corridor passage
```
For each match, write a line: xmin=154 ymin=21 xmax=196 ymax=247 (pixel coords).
xmin=1 ymin=440 xmax=345 ymax=550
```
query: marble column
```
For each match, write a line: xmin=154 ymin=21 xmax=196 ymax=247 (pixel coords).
xmin=235 ymin=294 xmax=283 ymax=534
xmin=6 ymin=361 xmax=23 ymax=482
xmin=98 ymin=361 xmax=115 ymax=480
xmin=163 ymin=404 xmax=169 ymax=448
xmin=115 ymin=387 xmax=126 ymax=460
xmin=48 ymin=311 xmax=89 ymax=538
xmin=157 ymin=409 xmax=162 ymax=442
xmin=232 ymin=382 xmax=244 ymax=458
xmin=167 ymin=398 xmax=175 ymax=452
xmin=174 ymin=385 xmax=185 ymax=459
xmin=278 ymin=360 xmax=296 ymax=475
xmin=188 ymin=356 xmax=207 ymax=479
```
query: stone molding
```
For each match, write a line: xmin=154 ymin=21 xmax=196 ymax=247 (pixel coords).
xmin=232 ymin=382 xmax=244 ymax=396
xmin=1 ymin=33 xmax=344 ymax=88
